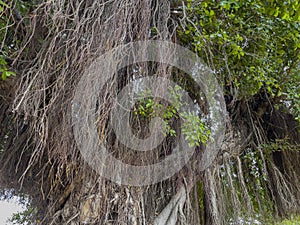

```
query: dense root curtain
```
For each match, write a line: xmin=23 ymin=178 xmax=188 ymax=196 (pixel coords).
xmin=0 ymin=0 xmax=299 ymax=225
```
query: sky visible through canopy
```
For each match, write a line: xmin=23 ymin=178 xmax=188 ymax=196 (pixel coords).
xmin=0 ymin=197 xmax=24 ymax=225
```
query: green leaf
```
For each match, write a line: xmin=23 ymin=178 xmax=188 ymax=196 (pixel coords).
xmin=4 ymin=70 xmax=16 ymax=77
xmin=1 ymin=72 xmax=6 ymax=80
xmin=1 ymin=70 xmax=16 ymax=80
xmin=0 ymin=56 xmax=7 ymax=66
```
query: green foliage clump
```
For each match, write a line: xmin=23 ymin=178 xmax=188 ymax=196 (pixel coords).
xmin=242 ymin=149 xmax=269 ymax=201
xmin=178 ymin=0 xmax=300 ymax=122
xmin=274 ymin=215 xmax=300 ymax=225
xmin=8 ymin=207 xmax=40 ymax=225
xmin=8 ymin=206 xmax=38 ymax=225
xmin=0 ymin=0 xmax=36 ymax=80
xmin=1 ymin=191 xmax=39 ymax=225
xmin=0 ymin=55 xmax=15 ymax=80
xmin=262 ymin=138 xmax=300 ymax=154
xmin=0 ymin=1 xmax=15 ymax=80
xmin=133 ymin=85 xmax=211 ymax=147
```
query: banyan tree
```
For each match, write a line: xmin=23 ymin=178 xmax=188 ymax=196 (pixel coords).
xmin=0 ymin=0 xmax=299 ymax=224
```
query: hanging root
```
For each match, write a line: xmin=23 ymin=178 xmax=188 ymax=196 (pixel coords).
xmin=0 ymin=0 xmax=299 ymax=224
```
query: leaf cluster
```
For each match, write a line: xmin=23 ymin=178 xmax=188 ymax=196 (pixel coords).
xmin=178 ymin=0 xmax=300 ymax=122
xmin=133 ymin=85 xmax=211 ymax=147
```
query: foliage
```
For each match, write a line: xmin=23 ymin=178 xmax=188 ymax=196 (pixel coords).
xmin=262 ymin=138 xmax=300 ymax=155
xmin=181 ymin=111 xmax=211 ymax=146
xmin=178 ymin=0 xmax=300 ymax=123
xmin=0 ymin=1 xmax=15 ymax=80
xmin=133 ymin=85 xmax=211 ymax=147
xmin=0 ymin=0 xmax=36 ymax=80
xmin=0 ymin=191 xmax=38 ymax=225
xmin=8 ymin=206 xmax=38 ymax=225
xmin=274 ymin=215 xmax=300 ymax=225
xmin=0 ymin=55 xmax=15 ymax=80
xmin=242 ymin=148 xmax=271 ymax=212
